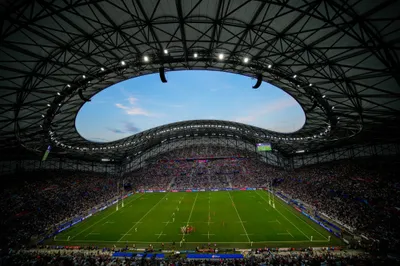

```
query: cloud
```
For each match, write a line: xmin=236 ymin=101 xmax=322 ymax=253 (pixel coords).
xmin=107 ymin=127 xmax=126 ymax=134
xmin=106 ymin=122 xmax=141 ymax=135
xmin=124 ymin=122 xmax=140 ymax=133
xmin=115 ymin=103 xmax=151 ymax=116
xmin=235 ymin=98 xmax=298 ymax=124
xmin=127 ymin=97 xmax=138 ymax=104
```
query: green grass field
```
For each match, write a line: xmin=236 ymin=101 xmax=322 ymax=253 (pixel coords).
xmin=48 ymin=190 xmax=342 ymax=249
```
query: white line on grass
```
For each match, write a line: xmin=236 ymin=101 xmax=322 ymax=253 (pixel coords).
xmin=182 ymin=221 xmax=214 ymax=224
xmin=256 ymin=190 xmax=310 ymax=241
xmin=70 ymin=194 xmax=143 ymax=240
xmin=274 ymin=198 xmax=328 ymax=240
xmin=287 ymin=230 xmax=294 ymax=238
xmin=118 ymin=193 xmax=169 ymax=241
xmin=156 ymin=231 xmax=166 ymax=239
xmin=228 ymin=191 xmax=251 ymax=243
xmin=202 ymin=231 xmax=215 ymax=239
xmin=85 ymin=232 xmax=100 ymax=238
xmin=57 ymin=239 xmax=330 ymax=244
xmin=181 ymin=193 xmax=198 ymax=241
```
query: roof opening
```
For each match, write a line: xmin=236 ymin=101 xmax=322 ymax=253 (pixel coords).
xmin=76 ymin=70 xmax=306 ymax=143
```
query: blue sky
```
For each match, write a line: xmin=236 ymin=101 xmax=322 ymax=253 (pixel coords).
xmin=76 ymin=70 xmax=305 ymax=142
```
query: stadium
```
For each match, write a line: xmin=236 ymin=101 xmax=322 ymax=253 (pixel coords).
xmin=0 ymin=0 xmax=400 ymax=264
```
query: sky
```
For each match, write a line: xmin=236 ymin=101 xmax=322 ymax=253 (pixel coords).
xmin=76 ymin=70 xmax=306 ymax=143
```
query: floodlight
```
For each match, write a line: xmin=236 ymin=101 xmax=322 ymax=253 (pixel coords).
xmin=143 ymin=55 xmax=149 ymax=62
xmin=193 ymin=53 xmax=198 ymax=58
xmin=100 ymin=67 xmax=105 ymax=71
xmin=268 ymin=64 xmax=272 ymax=68
xmin=243 ymin=57 xmax=249 ymax=63
xmin=82 ymin=75 xmax=86 ymax=79
xmin=218 ymin=53 xmax=224 ymax=60
xmin=163 ymin=49 xmax=168 ymax=54
xmin=121 ymin=61 xmax=126 ymax=66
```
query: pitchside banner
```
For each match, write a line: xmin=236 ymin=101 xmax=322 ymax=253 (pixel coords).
xmin=187 ymin=254 xmax=244 ymax=259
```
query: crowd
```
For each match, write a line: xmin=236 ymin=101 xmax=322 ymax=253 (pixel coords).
xmin=276 ymin=159 xmax=400 ymax=252
xmin=0 ymin=248 xmax=396 ymax=265
xmin=124 ymin=146 xmax=283 ymax=190
xmin=2 ymin=145 xmax=400 ymax=258
xmin=0 ymin=171 xmax=118 ymax=249
xmin=124 ymin=147 xmax=400 ymax=252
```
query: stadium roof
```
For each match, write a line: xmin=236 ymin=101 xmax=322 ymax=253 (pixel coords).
xmin=0 ymin=0 xmax=399 ymax=161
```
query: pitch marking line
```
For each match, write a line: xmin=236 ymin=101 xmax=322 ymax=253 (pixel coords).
xmin=120 ymin=234 xmax=131 ymax=236
xmin=277 ymin=232 xmax=289 ymax=235
xmin=118 ymin=193 xmax=169 ymax=241
xmin=131 ymin=222 xmax=143 ymax=224
xmin=287 ymin=230 xmax=294 ymax=238
xmin=202 ymin=231 xmax=215 ymax=239
xmin=228 ymin=191 xmax=251 ymax=243
xmin=85 ymin=232 xmax=100 ymax=238
xmin=181 ymin=193 xmax=198 ymax=241
xmin=181 ymin=221 xmax=214 ymax=224
xmin=255 ymin=190 xmax=310 ymax=241
xmin=155 ymin=231 xmax=166 ymax=239
xmin=56 ymin=239 xmax=331 ymax=244
xmin=274 ymin=196 xmax=328 ymax=240
xmin=70 ymin=194 xmax=143 ymax=240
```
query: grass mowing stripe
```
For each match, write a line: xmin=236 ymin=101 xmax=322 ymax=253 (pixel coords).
xmin=271 ymin=192 xmax=329 ymax=240
xmin=228 ymin=191 xmax=251 ymax=243
xmin=255 ymin=190 xmax=310 ymax=241
xmin=118 ymin=193 xmax=169 ymax=241
xmin=181 ymin=193 xmax=198 ymax=241
xmin=70 ymin=193 xmax=143 ymax=240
